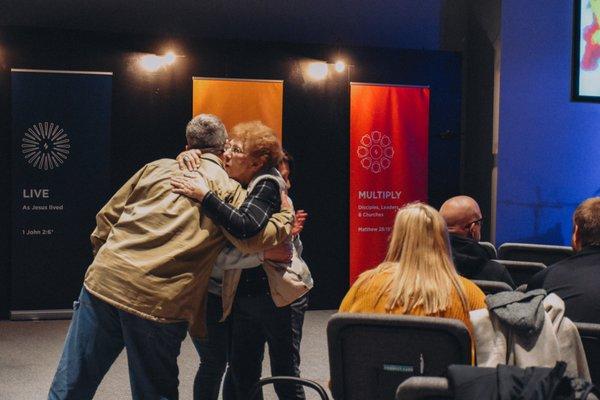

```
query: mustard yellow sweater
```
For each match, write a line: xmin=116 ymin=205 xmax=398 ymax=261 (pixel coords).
xmin=339 ymin=270 xmax=486 ymax=334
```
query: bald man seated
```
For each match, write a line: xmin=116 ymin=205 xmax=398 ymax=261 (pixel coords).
xmin=440 ymin=196 xmax=515 ymax=288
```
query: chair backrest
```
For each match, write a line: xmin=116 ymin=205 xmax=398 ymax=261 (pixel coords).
xmin=479 ymin=241 xmax=498 ymax=259
xmin=493 ymin=259 xmax=546 ymax=287
xmin=497 ymin=242 xmax=573 ymax=265
xmin=472 ymin=279 xmax=513 ymax=295
xmin=327 ymin=313 xmax=471 ymax=400
xmin=515 ymin=284 xmax=528 ymax=293
xmin=575 ymin=322 xmax=600 ymax=384
xmin=396 ymin=377 xmax=451 ymax=400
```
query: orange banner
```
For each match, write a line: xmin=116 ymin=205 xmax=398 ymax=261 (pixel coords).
xmin=192 ymin=78 xmax=283 ymax=140
xmin=349 ymin=83 xmax=430 ymax=283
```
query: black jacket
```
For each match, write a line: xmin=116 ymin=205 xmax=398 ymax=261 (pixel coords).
xmin=449 ymin=234 xmax=515 ymax=288
xmin=528 ymin=246 xmax=600 ymax=323
xmin=447 ymin=362 xmax=592 ymax=400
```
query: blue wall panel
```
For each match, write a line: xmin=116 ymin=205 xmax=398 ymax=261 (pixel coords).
xmin=497 ymin=0 xmax=600 ymax=245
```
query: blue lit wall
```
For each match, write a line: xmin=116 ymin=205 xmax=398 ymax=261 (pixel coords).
xmin=497 ymin=0 xmax=600 ymax=245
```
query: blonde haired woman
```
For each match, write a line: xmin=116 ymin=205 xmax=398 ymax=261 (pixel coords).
xmin=339 ymin=202 xmax=486 ymax=333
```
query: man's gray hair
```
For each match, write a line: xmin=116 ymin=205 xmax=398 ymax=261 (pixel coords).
xmin=185 ymin=114 xmax=227 ymax=152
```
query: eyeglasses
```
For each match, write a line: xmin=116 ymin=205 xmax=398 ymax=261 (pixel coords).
xmin=224 ymin=143 xmax=244 ymax=154
xmin=468 ymin=218 xmax=483 ymax=227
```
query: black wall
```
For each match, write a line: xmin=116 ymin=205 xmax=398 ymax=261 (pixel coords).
xmin=0 ymin=27 xmax=462 ymax=317
xmin=462 ymin=18 xmax=495 ymax=240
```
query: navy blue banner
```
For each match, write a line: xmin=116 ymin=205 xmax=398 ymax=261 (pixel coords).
xmin=11 ymin=70 xmax=112 ymax=312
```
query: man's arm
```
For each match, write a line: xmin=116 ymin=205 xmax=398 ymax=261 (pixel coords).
xmin=210 ymin=180 xmax=293 ymax=254
xmin=215 ymin=238 xmax=294 ymax=271
xmin=90 ymin=165 xmax=149 ymax=255
xmin=202 ymin=179 xmax=281 ymax=239
xmin=222 ymin=207 xmax=293 ymax=254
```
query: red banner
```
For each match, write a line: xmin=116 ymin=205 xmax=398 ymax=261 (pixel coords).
xmin=349 ymin=83 xmax=430 ymax=283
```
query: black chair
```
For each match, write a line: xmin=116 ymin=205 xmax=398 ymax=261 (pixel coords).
xmin=472 ymin=279 xmax=513 ymax=295
xmin=479 ymin=241 xmax=498 ymax=259
xmin=575 ymin=322 xmax=600 ymax=384
xmin=493 ymin=259 xmax=546 ymax=287
xmin=327 ymin=313 xmax=471 ymax=400
xmin=250 ymin=376 xmax=330 ymax=400
xmin=497 ymin=242 xmax=573 ymax=265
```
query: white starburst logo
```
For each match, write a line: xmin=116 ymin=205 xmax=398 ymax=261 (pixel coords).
xmin=22 ymin=122 xmax=70 ymax=170
xmin=356 ymin=131 xmax=394 ymax=174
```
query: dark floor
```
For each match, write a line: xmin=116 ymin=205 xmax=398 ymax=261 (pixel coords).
xmin=0 ymin=310 xmax=335 ymax=400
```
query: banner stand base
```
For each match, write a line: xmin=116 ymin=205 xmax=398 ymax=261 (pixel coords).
xmin=10 ymin=309 xmax=72 ymax=321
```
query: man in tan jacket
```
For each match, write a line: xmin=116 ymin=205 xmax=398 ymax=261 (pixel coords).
xmin=47 ymin=114 xmax=293 ymax=400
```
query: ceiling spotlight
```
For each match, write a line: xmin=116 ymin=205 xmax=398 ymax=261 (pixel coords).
xmin=139 ymin=54 xmax=163 ymax=72
xmin=163 ymin=51 xmax=176 ymax=65
xmin=334 ymin=60 xmax=346 ymax=73
xmin=307 ymin=62 xmax=328 ymax=80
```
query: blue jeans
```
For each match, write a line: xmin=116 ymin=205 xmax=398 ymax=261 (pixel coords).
xmin=192 ymin=293 xmax=234 ymax=400
xmin=48 ymin=287 xmax=188 ymax=400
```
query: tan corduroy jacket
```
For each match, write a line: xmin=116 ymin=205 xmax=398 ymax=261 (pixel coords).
xmin=84 ymin=154 xmax=293 ymax=337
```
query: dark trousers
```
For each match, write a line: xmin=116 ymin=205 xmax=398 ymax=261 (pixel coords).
xmin=48 ymin=287 xmax=188 ymax=400
xmin=229 ymin=293 xmax=308 ymax=400
xmin=191 ymin=293 xmax=234 ymax=400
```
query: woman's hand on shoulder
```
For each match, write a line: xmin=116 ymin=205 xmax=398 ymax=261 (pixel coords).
xmin=170 ymin=172 xmax=211 ymax=201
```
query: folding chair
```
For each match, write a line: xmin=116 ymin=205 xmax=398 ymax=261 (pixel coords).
xmin=497 ymin=243 xmax=573 ymax=265
xmin=575 ymin=322 xmax=600 ymax=384
xmin=479 ymin=241 xmax=498 ymax=260
xmin=515 ymin=284 xmax=528 ymax=292
xmin=493 ymin=259 xmax=546 ymax=287
xmin=327 ymin=313 xmax=471 ymax=400
xmin=250 ymin=376 xmax=330 ymax=400
xmin=472 ymin=280 xmax=513 ymax=295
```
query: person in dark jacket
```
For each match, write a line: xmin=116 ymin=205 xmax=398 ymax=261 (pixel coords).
xmin=440 ymin=196 xmax=515 ymax=288
xmin=447 ymin=362 xmax=585 ymax=400
xmin=528 ymin=197 xmax=600 ymax=323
